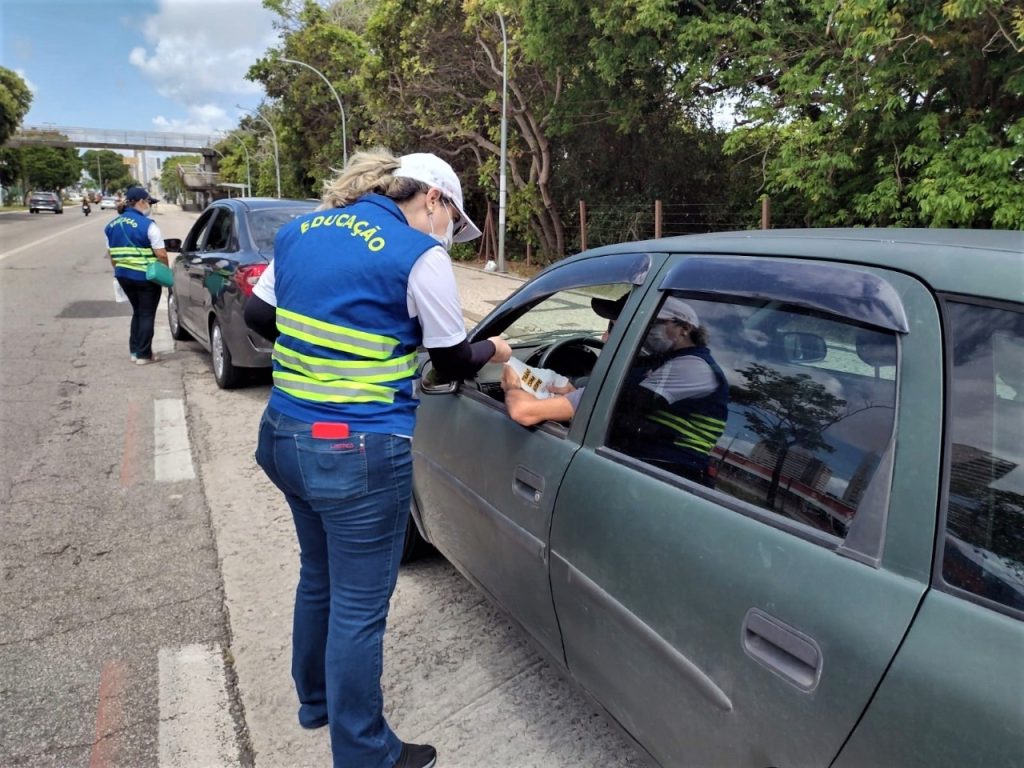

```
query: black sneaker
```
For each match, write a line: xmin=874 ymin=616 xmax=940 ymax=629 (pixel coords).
xmin=394 ymin=741 xmax=437 ymax=768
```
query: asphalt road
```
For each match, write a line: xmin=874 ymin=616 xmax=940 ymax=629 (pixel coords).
xmin=0 ymin=204 xmax=649 ymax=767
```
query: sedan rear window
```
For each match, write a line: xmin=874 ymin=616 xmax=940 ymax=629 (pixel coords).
xmin=941 ymin=301 xmax=1024 ymax=613
xmin=250 ymin=209 xmax=310 ymax=252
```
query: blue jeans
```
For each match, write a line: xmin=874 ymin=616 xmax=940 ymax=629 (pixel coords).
xmin=117 ymin=277 xmax=162 ymax=359
xmin=255 ymin=407 xmax=409 ymax=768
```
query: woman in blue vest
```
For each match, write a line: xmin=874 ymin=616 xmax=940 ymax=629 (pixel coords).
xmin=105 ymin=186 xmax=168 ymax=364
xmin=244 ymin=149 xmax=511 ymax=768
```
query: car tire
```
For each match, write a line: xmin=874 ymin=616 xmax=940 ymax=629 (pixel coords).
xmin=211 ymin=318 xmax=242 ymax=389
xmin=400 ymin=503 xmax=435 ymax=564
xmin=167 ymin=290 xmax=192 ymax=341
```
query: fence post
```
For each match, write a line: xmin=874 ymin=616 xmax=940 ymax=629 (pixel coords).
xmin=761 ymin=196 xmax=771 ymax=230
xmin=579 ymin=200 xmax=588 ymax=251
xmin=654 ymin=199 xmax=662 ymax=239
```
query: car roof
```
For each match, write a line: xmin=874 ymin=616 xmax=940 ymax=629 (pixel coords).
xmin=576 ymin=228 xmax=1023 ymax=304
xmin=211 ymin=197 xmax=317 ymax=214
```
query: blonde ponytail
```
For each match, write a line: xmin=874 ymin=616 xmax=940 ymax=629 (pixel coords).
xmin=319 ymin=147 xmax=426 ymax=210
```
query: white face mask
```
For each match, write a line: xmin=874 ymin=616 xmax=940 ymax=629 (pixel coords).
xmin=428 ymin=201 xmax=455 ymax=251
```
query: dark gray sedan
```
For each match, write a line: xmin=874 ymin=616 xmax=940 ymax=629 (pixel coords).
xmin=166 ymin=198 xmax=315 ymax=388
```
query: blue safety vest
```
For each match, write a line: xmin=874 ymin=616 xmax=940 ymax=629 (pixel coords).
xmin=268 ymin=194 xmax=438 ymax=435
xmin=641 ymin=346 xmax=729 ymax=469
xmin=106 ymin=207 xmax=156 ymax=281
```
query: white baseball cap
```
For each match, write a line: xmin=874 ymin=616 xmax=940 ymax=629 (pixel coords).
xmin=394 ymin=153 xmax=482 ymax=243
xmin=657 ymin=297 xmax=700 ymax=327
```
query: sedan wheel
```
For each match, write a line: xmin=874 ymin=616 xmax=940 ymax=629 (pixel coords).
xmin=168 ymin=290 xmax=191 ymax=341
xmin=211 ymin=318 xmax=242 ymax=389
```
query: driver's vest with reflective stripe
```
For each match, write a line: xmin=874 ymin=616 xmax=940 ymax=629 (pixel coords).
xmin=105 ymin=207 xmax=155 ymax=280
xmin=267 ymin=194 xmax=438 ymax=434
xmin=644 ymin=347 xmax=729 ymax=462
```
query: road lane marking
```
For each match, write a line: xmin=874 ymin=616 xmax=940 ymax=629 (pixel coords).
xmin=0 ymin=216 xmax=99 ymax=263
xmin=154 ymin=399 xmax=195 ymax=483
xmin=158 ymin=644 xmax=241 ymax=768
xmin=120 ymin=401 xmax=141 ymax=488
xmin=89 ymin=660 xmax=127 ymax=768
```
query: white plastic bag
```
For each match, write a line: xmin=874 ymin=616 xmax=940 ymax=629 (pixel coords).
xmin=113 ymin=278 xmax=128 ymax=303
xmin=506 ymin=357 xmax=568 ymax=400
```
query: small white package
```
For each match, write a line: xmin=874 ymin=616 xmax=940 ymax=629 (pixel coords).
xmin=506 ymin=357 xmax=568 ymax=400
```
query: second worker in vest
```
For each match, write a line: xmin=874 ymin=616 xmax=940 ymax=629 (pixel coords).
xmin=105 ymin=186 xmax=168 ymax=364
xmin=244 ymin=149 xmax=511 ymax=768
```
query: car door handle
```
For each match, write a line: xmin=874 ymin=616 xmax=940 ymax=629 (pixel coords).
xmin=513 ymin=465 xmax=544 ymax=504
xmin=741 ymin=608 xmax=821 ymax=692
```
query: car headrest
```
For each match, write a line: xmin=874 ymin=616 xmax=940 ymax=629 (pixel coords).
xmin=856 ymin=330 xmax=897 ymax=369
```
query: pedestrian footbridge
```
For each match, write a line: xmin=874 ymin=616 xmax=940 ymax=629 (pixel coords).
xmin=7 ymin=125 xmax=221 ymax=154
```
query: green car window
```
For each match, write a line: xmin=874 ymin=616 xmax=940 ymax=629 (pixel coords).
xmin=607 ymin=291 xmax=900 ymax=540
xmin=941 ymin=300 xmax=1024 ymax=614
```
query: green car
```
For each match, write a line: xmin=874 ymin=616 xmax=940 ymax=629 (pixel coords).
xmin=411 ymin=229 xmax=1023 ymax=767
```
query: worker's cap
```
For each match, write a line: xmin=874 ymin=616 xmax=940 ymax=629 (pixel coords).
xmin=394 ymin=153 xmax=481 ymax=243
xmin=656 ymin=296 xmax=700 ymax=327
xmin=591 ymin=294 xmax=628 ymax=321
xmin=125 ymin=186 xmax=159 ymax=204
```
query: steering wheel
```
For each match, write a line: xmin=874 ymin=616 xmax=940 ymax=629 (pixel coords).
xmin=538 ymin=334 xmax=605 ymax=369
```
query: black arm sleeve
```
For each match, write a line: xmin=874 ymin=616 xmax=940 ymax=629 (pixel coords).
xmin=244 ymin=295 xmax=279 ymax=342
xmin=428 ymin=338 xmax=496 ymax=382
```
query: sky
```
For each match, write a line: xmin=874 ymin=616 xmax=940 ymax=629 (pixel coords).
xmin=1 ymin=0 xmax=281 ymax=137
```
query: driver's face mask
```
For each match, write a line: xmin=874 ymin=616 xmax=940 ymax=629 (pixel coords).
xmin=644 ymin=322 xmax=675 ymax=355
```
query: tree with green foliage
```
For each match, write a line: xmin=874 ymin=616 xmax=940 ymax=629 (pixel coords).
xmin=20 ymin=143 xmax=82 ymax=192
xmin=664 ymin=0 xmax=1024 ymax=228
xmin=81 ymin=149 xmax=135 ymax=193
xmin=249 ymin=0 xmax=371 ymax=197
xmin=0 ymin=66 xmax=33 ymax=146
xmin=159 ymin=154 xmax=203 ymax=203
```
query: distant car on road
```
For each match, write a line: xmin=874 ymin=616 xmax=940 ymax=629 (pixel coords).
xmin=28 ymin=191 xmax=63 ymax=214
xmin=411 ymin=228 xmax=1024 ymax=768
xmin=99 ymin=197 xmax=118 ymax=210
xmin=166 ymin=197 xmax=317 ymax=388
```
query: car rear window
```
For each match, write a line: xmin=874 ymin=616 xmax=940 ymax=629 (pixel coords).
xmin=250 ymin=208 xmax=311 ymax=252
xmin=941 ymin=300 xmax=1024 ymax=614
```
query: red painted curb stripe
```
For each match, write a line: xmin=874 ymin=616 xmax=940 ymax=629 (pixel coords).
xmin=89 ymin=660 xmax=126 ymax=768
xmin=120 ymin=401 xmax=139 ymax=488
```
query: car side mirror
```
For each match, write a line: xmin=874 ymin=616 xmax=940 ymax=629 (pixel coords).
xmin=419 ymin=360 xmax=459 ymax=395
xmin=164 ymin=238 xmax=182 ymax=253
xmin=780 ymin=332 xmax=827 ymax=363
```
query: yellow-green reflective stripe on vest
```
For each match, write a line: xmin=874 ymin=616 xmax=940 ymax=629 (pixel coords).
xmin=646 ymin=409 xmax=726 ymax=454
xmin=111 ymin=246 xmax=155 ymax=272
xmin=272 ymin=370 xmax=396 ymax=404
xmin=273 ymin=346 xmax=417 ymax=383
xmin=276 ymin=307 xmax=397 ymax=359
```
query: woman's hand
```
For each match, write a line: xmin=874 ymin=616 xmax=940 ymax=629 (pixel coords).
xmin=488 ymin=336 xmax=512 ymax=363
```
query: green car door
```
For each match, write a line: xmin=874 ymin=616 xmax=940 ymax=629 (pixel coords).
xmin=549 ymin=255 xmax=942 ymax=766
xmin=413 ymin=253 xmax=654 ymax=662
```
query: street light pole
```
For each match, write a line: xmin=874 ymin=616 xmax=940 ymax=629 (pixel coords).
xmin=279 ymin=57 xmax=348 ymax=166
xmin=496 ymin=12 xmax=509 ymax=274
xmin=237 ymin=104 xmax=281 ymax=198
xmin=223 ymin=132 xmax=253 ymax=197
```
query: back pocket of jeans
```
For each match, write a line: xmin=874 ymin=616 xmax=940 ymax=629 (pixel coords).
xmin=293 ymin=434 xmax=368 ymax=500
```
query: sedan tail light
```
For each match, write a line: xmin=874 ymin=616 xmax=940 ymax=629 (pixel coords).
xmin=234 ymin=263 xmax=268 ymax=297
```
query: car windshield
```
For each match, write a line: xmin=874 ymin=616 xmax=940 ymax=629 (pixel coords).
xmin=249 ymin=208 xmax=312 ymax=252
